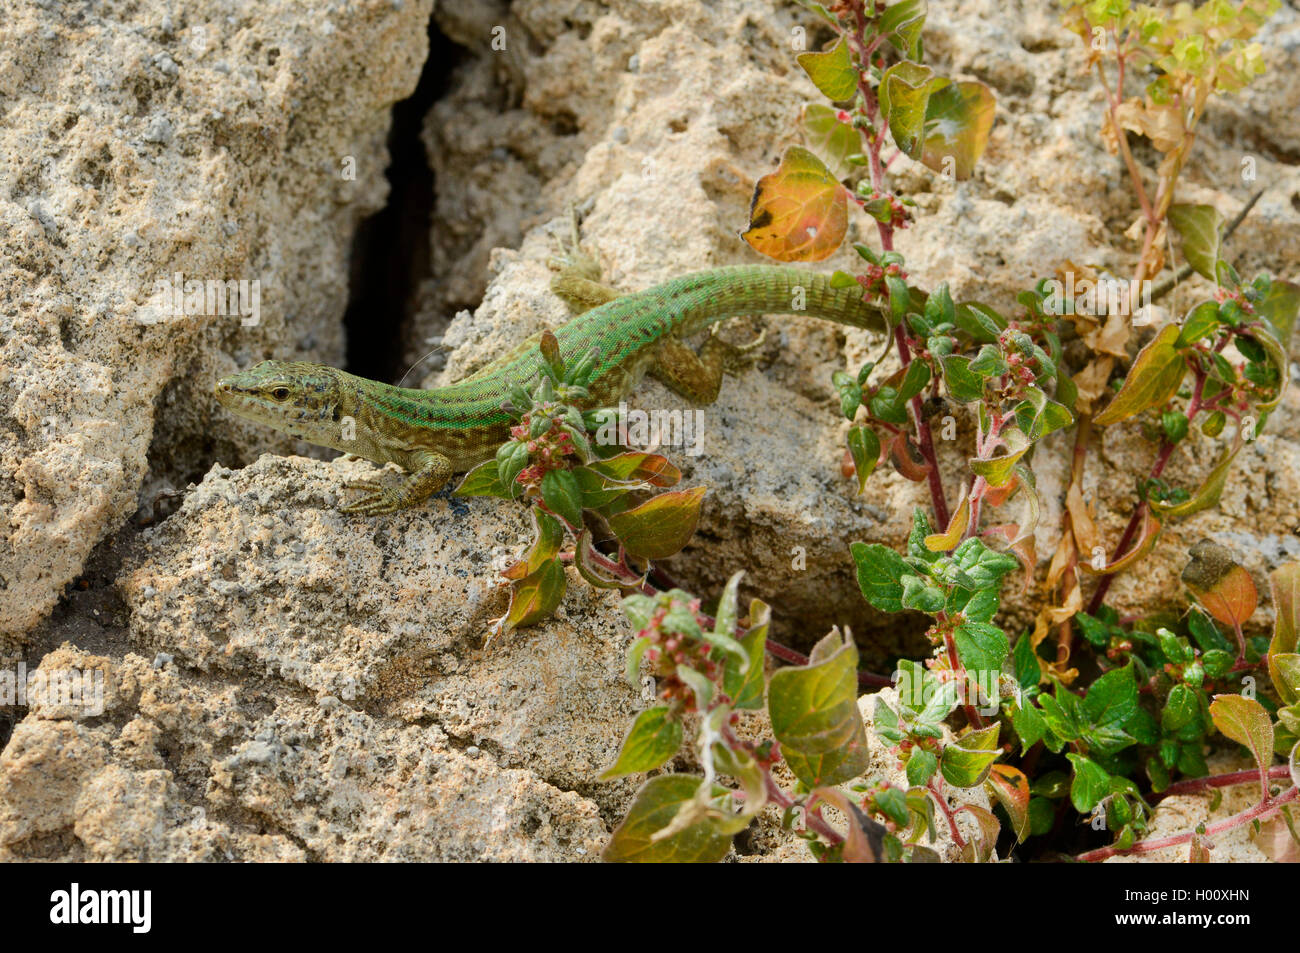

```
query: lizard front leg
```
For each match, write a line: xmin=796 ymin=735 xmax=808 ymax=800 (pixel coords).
xmin=648 ymin=327 xmax=767 ymax=403
xmin=341 ymin=450 xmax=452 ymax=516
xmin=548 ymin=206 xmax=621 ymax=315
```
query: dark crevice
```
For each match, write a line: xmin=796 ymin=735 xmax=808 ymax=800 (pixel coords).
xmin=341 ymin=16 xmax=466 ymax=384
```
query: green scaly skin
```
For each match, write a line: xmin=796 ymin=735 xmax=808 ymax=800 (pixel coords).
xmin=215 ymin=265 xmax=887 ymax=515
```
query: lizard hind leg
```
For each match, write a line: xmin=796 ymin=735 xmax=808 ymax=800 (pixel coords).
xmin=648 ymin=324 xmax=769 ymax=404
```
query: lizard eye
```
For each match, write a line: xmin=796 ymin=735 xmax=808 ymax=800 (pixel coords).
xmin=271 ymin=387 xmax=291 ymax=401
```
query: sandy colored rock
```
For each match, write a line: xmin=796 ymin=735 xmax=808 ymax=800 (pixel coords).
xmin=0 ymin=0 xmax=435 ymax=644
xmin=2 ymin=0 xmax=1297 ymax=864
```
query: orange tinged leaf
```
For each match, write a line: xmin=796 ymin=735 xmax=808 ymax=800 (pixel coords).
xmin=1181 ymin=539 xmax=1258 ymax=629
xmin=742 ymin=146 xmax=849 ymax=262
xmin=986 ymin=765 xmax=1031 ymax=843
xmin=607 ymin=487 xmax=707 ymax=559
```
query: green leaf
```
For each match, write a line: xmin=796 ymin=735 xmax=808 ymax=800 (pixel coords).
xmin=540 ymin=469 xmax=584 ymax=526
xmin=906 ymin=749 xmax=939 ymax=787
xmin=953 ymin=621 xmax=1010 ymax=675
xmin=1066 ymin=754 xmax=1111 ymax=813
xmin=1014 ymin=386 xmax=1073 ymax=440
xmin=940 ymin=723 xmax=1001 ymax=788
xmin=453 ymin=459 xmax=512 ymax=499
xmin=600 ymin=707 xmax=684 ymax=779
xmin=1256 ymin=279 xmax=1300 ymax=345
xmin=502 ymin=560 xmax=567 ymax=631
xmin=1167 ymin=204 xmax=1224 ymax=281
xmin=1012 ymin=701 xmax=1048 ymax=753
xmin=495 ymin=441 xmax=532 ymax=496
xmin=1013 ymin=634 xmax=1042 ymax=693
xmin=1094 ymin=324 xmax=1187 ymax=426
xmin=607 ymin=486 xmax=706 ymax=559
xmin=724 ymin=599 xmax=769 ymax=711
xmin=879 ymin=62 xmax=949 ymax=159
xmin=951 ymin=537 xmax=1019 ymax=589
xmin=800 ymin=103 xmax=860 ymax=179
xmin=968 ymin=344 xmax=1007 ymax=378
xmin=879 ymin=0 xmax=927 ymax=59
xmin=1178 ymin=301 xmax=1221 ymax=346
xmin=924 ymin=282 xmax=955 ymax=327
xmin=954 ymin=301 xmax=1005 ymax=342
xmin=850 ymin=541 xmax=914 ymax=613
xmin=901 ymin=575 xmax=946 ymax=613
xmin=1162 ymin=684 xmax=1200 ymax=734
xmin=603 ymin=775 xmax=734 ymax=863
xmin=847 ymin=425 xmax=881 ymax=493
xmin=941 ymin=354 xmax=984 ymax=403
xmin=768 ymin=631 xmax=870 ymax=787
xmin=797 ymin=36 xmax=858 ymax=102
xmin=898 ymin=358 xmax=932 ymax=402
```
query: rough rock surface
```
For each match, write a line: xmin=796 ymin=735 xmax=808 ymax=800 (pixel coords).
xmin=0 ymin=0 xmax=434 ymax=644
xmin=1 ymin=0 xmax=1297 ymax=862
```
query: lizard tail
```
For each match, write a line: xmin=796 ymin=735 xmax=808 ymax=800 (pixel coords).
xmin=663 ymin=265 xmax=890 ymax=336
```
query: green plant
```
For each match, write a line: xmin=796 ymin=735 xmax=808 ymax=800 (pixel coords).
xmin=599 ymin=0 xmax=1298 ymax=862
xmin=456 ymin=0 xmax=1298 ymax=862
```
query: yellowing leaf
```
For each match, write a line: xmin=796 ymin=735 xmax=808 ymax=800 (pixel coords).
xmin=1079 ymin=509 xmax=1162 ymax=575
xmin=741 ymin=146 xmax=849 ymax=262
xmin=503 ymin=560 xmax=567 ymax=631
xmin=925 ymin=491 xmax=970 ymax=552
xmin=986 ymin=764 xmax=1031 ymax=843
xmin=920 ymin=80 xmax=996 ymax=180
xmin=968 ymin=426 xmax=1029 ymax=488
xmin=1150 ymin=446 xmax=1240 ymax=521
xmin=797 ymin=37 xmax=858 ymax=101
xmin=603 ymin=775 xmax=734 ymax=863
xmin=1094 ymin=324 xmax=1187 ymax=426
xmin=1209 ymin=694 xmax=1275 ymax=792
xmin=1269 ymin=561 xmax=1300 ymax=704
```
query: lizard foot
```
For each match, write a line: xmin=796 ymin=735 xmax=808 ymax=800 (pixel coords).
xmin=710 ymin=323 xmax=769 ymax=374
xmin=341 ymin=479 xmax=413 ymax=516
xmin=547 ymin=204 xmax=602 ymax=283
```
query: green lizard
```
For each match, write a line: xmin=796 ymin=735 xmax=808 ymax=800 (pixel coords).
xmin=215 ymin=236 xmax=887 ymax=515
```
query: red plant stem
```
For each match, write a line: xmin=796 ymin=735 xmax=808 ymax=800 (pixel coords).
xmin=843 ymin=6 xmax=950 ymax=528
xmin=1076 ymin=786 xmax=1297 ymax=862
xmin=1153 ymin=766 xmax=1292 ymax=803
xmin=753 ymin=751 xmax=845 ymax=846
xmin=928 ymin=780 xmax=968 ymax=850
xmin=1084 ymin=437 xmax=1178 ymax=615
xmin=943 ymin=629 xmax=985 ymax=729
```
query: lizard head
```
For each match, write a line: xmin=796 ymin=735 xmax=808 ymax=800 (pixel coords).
xmin=215 ymin=360 xmax=355 ymax=449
